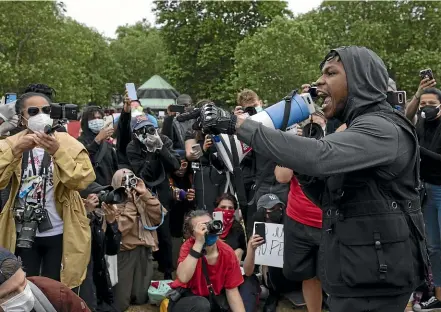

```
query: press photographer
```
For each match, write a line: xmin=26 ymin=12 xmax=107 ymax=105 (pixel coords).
xmin=110 ymin=169 xmax=166 ymax=312
xmin=127 ymin=114 xmax=180 ymax=280
xmin=169 ymin=210 xmax=245 ymax=312
xmin=78 ymin=182 xmax=122 ymax=312
xmin=0 ymin=92 xmax=95 ymax=290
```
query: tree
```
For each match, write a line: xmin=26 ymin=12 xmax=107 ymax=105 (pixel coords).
xmin=109 ymin=21 xmax=169 ymax=91
xmin=154 ymin=0 xmax=289 ymax=105
xmin=234 ymin=16 xmax=326 ymax=104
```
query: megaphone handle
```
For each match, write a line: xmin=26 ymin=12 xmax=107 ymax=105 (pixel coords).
xmin=281 ymin=92 xmax=293 ymax=131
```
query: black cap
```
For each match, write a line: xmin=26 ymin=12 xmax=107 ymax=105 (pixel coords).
xmin=79 ymin=182 xmax=113 ymax=198
xmin=0 ymin=247 xmax=21 ymax=285
xmin=257 ymin=193 xmax=285 ymax=210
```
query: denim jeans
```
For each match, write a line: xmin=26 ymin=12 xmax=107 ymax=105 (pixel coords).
xmin=423 ymin=182 xmax=441 ymax=287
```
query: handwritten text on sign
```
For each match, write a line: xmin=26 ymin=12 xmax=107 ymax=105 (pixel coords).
xmin=253 ymin=222 xmax=284 ymax=268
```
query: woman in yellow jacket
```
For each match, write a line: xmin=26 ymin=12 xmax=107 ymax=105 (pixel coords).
xmin=0 ymin=92 xmax=95 ymax=289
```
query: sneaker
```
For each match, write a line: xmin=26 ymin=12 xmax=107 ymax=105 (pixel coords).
xmin=414 ymin=296 xmax=441 ymax=311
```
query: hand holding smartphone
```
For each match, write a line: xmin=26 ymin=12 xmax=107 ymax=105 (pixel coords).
xmin=125 ymin=83 xmax=138 ymax=101
xmin=420 ymin=68 xmax=434 ymax=81
xmin=191 ymin=144 xmax=203 ymax=159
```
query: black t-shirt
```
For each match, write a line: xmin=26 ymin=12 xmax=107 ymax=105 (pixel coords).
xmin=223 ymin=221 xmax=247 ymax=251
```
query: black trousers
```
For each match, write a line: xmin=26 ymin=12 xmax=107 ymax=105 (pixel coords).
xmin=327 ymin=292 xmax=411 ymax=312
xmin=154 ymin=213 xmax=174 ymax=274
xmin=17 ymin=234 xmax=63 ymax=281
xmin=169 ymin=296 xmax=211 ymax=312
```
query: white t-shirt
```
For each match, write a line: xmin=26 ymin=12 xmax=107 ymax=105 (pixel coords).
xmin=19 ymin=148 xmax=63 ymax=237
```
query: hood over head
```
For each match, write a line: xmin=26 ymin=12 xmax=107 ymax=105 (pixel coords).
xmin=112 ymin=168 xmax=135 ymax=189
xmin=79 ymin=105 xmax=104 ymax=142
xmin=322 ymin=46 xmax=389 ymax=125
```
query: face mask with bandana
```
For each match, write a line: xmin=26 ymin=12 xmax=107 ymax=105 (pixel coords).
xmin=205 ymin=233 xmax=218 ymax=246
xmin=421 ymin=105 xmax=441 ymax=122
xmin=88 ymin=119 xmax=105 ymax=133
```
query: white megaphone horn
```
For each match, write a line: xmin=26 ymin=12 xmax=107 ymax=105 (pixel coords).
xmin=213 ymin=91 xmax=315 ymax=173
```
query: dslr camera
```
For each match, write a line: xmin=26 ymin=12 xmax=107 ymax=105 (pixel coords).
xmin=206 ymin=220 xmax=223 ymax=235
xmin=97 ymin=187 xmax=127 ymax=206
xmin=122 ymin=174 xmax=138 ymax=190
xmin=14 ymin=203 xmax=53 ymax=249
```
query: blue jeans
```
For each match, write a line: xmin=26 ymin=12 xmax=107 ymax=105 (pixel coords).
xmin=423 ymin=182 xmax=441 ymax=287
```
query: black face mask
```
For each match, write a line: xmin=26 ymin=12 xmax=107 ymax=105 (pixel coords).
xmin=264 ymin=208 xmax=283 ymax=224
xmin=421 ymin=105 xmax=441 ymax=122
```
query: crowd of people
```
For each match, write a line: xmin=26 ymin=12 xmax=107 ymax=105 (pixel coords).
xmin=0 ymin=45 xmax=439 ymax=312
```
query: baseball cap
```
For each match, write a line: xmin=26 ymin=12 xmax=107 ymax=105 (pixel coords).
xmin=131 ymin=115 xmax=154 ymax=131
xmin=0 ymin=247 xmax=21 ymax=285
xmin=257 ymin=193 xmax=285 ymax=210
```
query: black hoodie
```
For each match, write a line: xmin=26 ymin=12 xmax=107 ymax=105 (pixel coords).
xmin=78 ymin=109 xmax=118 ymax=186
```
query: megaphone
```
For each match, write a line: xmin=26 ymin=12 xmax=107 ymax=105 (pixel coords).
xmin=214 ymin=91 xmax=315 ymax=172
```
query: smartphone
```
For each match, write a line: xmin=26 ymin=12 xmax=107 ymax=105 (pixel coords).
xmin=192 ymin=144 xmax=202 ymax=156
xmin=254 ymin=223 xmax=266 ymax=244
xmin=5 ymin=93 xmax=17 ymax=104
xmin=420 ymin=68 xmax=434 ymax=81
xmin=387 ymin=91 xmax=407 ymax=107
xmin=103 ymin=115 xmax=114 ymax=128
xmin=125 ymin=83 xmax=138 ymax=101
xmin=169 ymin=104 xmax=185 ymax=114
xmin=213 ymin=211 xmax=224 ymax=224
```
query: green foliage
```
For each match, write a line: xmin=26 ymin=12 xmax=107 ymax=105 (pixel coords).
xmin=0 ymin=2 xmax=167 ymax=106
xmin=154 ymin=0 xmax=289 ymax=105
xmin=234 ymin=1 xmax=441 ymax=104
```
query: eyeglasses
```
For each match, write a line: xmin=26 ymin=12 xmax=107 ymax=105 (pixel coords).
xmin=26 ymin=106 xmax=51 ymax=117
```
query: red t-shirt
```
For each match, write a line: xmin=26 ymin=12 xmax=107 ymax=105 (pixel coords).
xmin=171 ymin=238 xmax=244 ymax=296
xmin=286 ymin=176 xmax=322 ymax=228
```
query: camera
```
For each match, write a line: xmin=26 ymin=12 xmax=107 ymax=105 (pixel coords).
xmin=206 ymin=220 xmax=223 ymax=235
xmin=122 ymin=174 xmax=138 ymax=190
xmin=97 ymin=187 xmax=127 ymax=206
xmin=45 ymin=103 xmax=79 ymax=134
xmin=15 ymin=203 xmax=53 ymax=249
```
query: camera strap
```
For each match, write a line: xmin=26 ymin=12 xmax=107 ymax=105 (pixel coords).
xmin=27 ymin=150 xmax=51 ymax=210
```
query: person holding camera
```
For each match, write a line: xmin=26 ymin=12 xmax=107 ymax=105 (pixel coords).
xmin=169 ymin=210 xmax=245 ymax=312
xmin=0 ymin=92 xmax=95 ymax=290
xmin=110 ymin=168 xmax=166 ymax=311
xmin=78 ymin=106 xmax=118 ymax=186
xmin=77 ymin=182 xmax=121 ymax=312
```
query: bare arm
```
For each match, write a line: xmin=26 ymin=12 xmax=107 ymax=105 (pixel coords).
xmin=176 ymin=240 xmax=204 ymax=284
xmin=274 ymin=166 xmax=293 ymax=184
xmin=226 ymin=288 xmax=245 ymax=312
xmin=405 ymin=78 xmax=436 ymax=124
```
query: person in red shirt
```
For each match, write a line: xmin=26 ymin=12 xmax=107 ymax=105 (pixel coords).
xmin=274 ymin=109 xmax=327 ymax=312
xmin=170 ymin=210 xmax=245 ymax=312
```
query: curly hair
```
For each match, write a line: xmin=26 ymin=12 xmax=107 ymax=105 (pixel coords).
xmin=182 ymin=210 xmax=211 ymax=239
xmin=215 ymin=193 xmax=238 ymax=210
xmin=237 ymin=89 xmax=259 ymax=107
xmin=15 ymin=92 xmax=51 ymax=115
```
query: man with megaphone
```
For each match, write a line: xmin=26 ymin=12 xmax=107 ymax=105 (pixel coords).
xmin=199 ymin=46 xmax=427 ymax=312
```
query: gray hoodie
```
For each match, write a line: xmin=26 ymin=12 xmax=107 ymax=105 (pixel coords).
xmin=237 ymin=46 xmax=414 ymax=183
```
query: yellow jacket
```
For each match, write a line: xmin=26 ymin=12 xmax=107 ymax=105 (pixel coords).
xmin=0 ymin=130 xmax=96 ymax=289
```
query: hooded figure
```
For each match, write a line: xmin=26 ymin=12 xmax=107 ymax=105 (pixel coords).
xmin=202 ymin=46 xmax=427 ymax=311
xmin=78 ymin=106 xmax=118 ymax=186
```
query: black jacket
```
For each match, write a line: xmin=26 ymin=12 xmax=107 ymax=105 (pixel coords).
xmin=115 ymin=111 xmax=132 ymax=169
xmin=236 ymin=46 xmax=427 ymax=297
xmin=78 ymin=113 xmax=118 ymax=186
xmin=126 ymin=134 xmax=180 ymax=210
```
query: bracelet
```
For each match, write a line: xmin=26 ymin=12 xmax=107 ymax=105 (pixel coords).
xmin=189 ymin=248 xmax=203 ymax=259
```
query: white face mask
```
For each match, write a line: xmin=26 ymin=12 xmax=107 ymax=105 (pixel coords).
xmin=255 ymin=106 xmax=263 ymax=113
xmin=26 ymin=114 xmax=53 ymax=133
xmin=88 ymin=119 xmax=105 ymax=134
xmin=0 ymin=282 xmax=35 ymax=312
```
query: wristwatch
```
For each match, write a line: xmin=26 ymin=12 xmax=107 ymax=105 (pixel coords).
xmin=189 ymin=248 xmax=203 ymax=259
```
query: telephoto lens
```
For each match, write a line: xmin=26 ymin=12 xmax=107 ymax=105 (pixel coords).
xmin=97 ymin=187 xmax=127 ymax=206
xmin=206 ymin=220 xmax=223 ymax=235
xmin=16 ymin=221 xmax=38 ymax=249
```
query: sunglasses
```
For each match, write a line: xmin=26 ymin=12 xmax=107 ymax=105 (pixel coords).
xmin=26 ymin=106 xmax=51 ymax=117
xmin=136 ymin=126 xmax=156 ymax=136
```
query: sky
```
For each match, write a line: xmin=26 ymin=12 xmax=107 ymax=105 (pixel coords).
xmin=63 ymin=0 xmax=323 ymax=38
